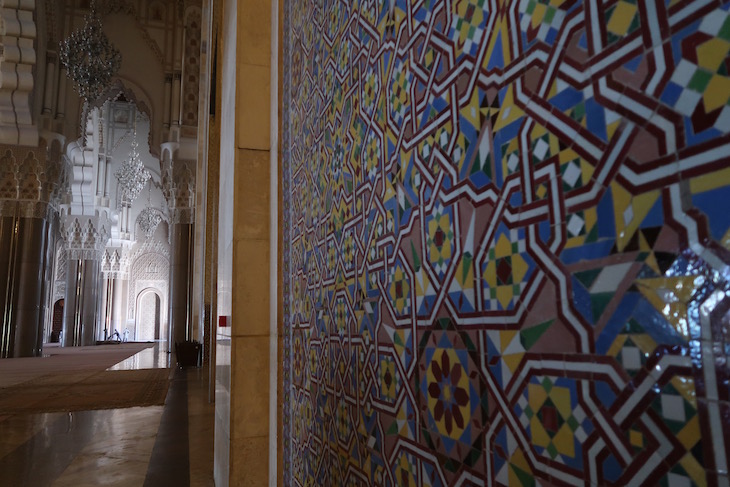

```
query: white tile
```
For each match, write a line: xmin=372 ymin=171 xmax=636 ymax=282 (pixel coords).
xmin=567 ymin=214 xmax=584 ymax=237
xmin=661 ymin=393 xmax=686 ymax=422
xmin=699 ymin=10 xmax=727 ymax=36
xmin=562 ymin=162 xmax=581 ymax=187
xmin=667 ymin=472 xmax=691 ymax=487
xmin=621 ymin=346 xmax=642 ymax=370
xmin=590 ymin=262 xmax=634 ymax=293
xmin=674 ymin=89 xmax=701 ymax=117
xmin=714 ymin=105 xmax=730 ymax=134
xmin=670 ymin=59 xmax=696 ymax=87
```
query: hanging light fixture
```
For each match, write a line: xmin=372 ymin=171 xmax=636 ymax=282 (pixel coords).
xmin=59 ymin=0 xmax=122 ymax=103
xmin=138 ymin=181 xmax=163 ymax=238
xmin=115 ymin=123 xmax=150 ymax=204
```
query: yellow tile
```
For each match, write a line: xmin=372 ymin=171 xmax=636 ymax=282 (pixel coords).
xmin=496 ymin=285 xmax=513 ymax=309
xmin=606 ymin=334 xmax=627 ymax=357
xmin=530 ymin=4 xmax=546 ymax=29
xmin=536 ymin=184 xmax=547 ymax=199
xmin=696 ymin=38 xmax=730 ymax=72
xmin=607 ymin=2 xmax=637 ymax=36
xmin=690 ymin=167 xmax=730 ymax=194
xmin=629 ymin=429 xmax=643 ymax=448
xmin=676 ymin=415 xmax=701 ymax=450
xmin=529 ymin=417 xmax=550 ymax=447
xmin=552 ymin=423 xmax=576 ymax=458
xmin=679 ymin=452 xmax=707 ymax=487
xmin=512 ymin=254 xmax=529 ymax=283
xmin=495 ymin=233 xmax=512 ymax=258
xmin=528 ymin=383 xmax=547 ymax=411
xmin=703 ymin=74 xmax=730 ymax=112
xmin=550 ymin=386 xmax=572 ymax=419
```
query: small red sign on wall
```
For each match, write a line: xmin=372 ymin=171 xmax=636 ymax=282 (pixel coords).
xmin=218 ymin=316 xmax=231 ymax=327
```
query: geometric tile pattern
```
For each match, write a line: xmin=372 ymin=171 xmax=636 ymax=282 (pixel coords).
xmin=284 ymin=0 xmax=730 ymax=484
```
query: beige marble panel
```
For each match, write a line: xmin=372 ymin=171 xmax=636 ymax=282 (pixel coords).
xmin=230 ymin=435 xmax=268 ymax=486
xmin=231 ymin=335 xmax=270 ymax=439
xmin=234 ymin=148 xmax=271 ymax=241
xmin=236 ymin=64 xmax=271 ymax=151
xmin=232 ymin=239 xmax=270 ymax=337
xmin=237 ymin=0 xmax=271 ymax=67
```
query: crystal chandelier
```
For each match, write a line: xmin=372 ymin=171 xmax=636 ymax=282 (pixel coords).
xmin=59 ymin=0 xmax=122 ymax=103
xmin=138 ymin=208 xmax=163 ymax=238
xmin=115 ymin=130 xmax=150 ymax=204
xmin=138 ymin=181 xmax=164 ymax=238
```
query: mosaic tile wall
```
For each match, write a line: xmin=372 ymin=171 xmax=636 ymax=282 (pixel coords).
xmin=284 ymin=0 xmax=730 ymax=485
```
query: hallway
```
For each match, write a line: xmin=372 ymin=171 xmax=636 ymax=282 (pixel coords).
xmin=0 ymin=344 xmax=214 ymax=486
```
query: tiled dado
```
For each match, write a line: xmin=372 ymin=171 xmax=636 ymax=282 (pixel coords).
xmin=283 ymin=0 xmax=730 ymax=485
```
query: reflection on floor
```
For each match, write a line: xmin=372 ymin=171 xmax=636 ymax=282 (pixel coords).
xmin=0 ymin=343 xmax=214 ymax=487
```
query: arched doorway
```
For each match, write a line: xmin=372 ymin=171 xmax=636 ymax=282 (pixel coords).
xmin=135 ymin=289 xmax=164 ymax=341
xmin=51 ymin=300 xmax=64 ymax=343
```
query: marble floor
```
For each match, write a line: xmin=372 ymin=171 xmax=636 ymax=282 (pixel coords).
xmin=0 ymin=343 xmax=215 ymax=486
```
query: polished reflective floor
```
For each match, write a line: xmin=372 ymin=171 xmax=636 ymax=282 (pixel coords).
xmin=0 ymin=343 xmax=214 ymax=486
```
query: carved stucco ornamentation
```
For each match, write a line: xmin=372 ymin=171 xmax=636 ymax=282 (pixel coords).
xmin=129 ymin=238 xmax=170 ymax=262
xmin=127 ymin=250 xmax=169 ymax=322
xmin=102 ymin=247 xmax=131 ymax=279
xmin=62 ymin=215 xmax=111 ymax=260
xmin=182 ymin=8 xmax=201 ymax=127
xmin=0 ymin=0 xmax=38 ymax=146
xmin=161 ymin=156 xmax=196 ymax=225
xmin=0 ymin=144 xmax=69 ymax=218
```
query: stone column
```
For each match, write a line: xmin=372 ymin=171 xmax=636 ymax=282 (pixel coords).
xmin=0 ymin=143 xmax=64 ymax=358
xmin=39 ymin=211 xmax=58 ymax=346
xmin=0 ymin=214 xmax=16 ymax=357
xmin=110 ymin=276 xmax=128 ymax=337
xmin=63 ymin=257 xmax=101 ymax=347
xmin=0 ymin=208 xmax=54 ymax=358
xmin=163 ymin=75 xmax=172 ymax=129
xmin=100 ymin=248 xmax=129 ymax=340
xmin=169 ymin=216 xmax=194 ymax=347
xmin=171 ymin=73 xmax=182 ymax=127
xmin=56 ymin=68 xmax=66 ymax=120
xmin=61 ymin=216 xmax=109 ymax=347
xmin=160 ymin=146 xmax=196 ymax=349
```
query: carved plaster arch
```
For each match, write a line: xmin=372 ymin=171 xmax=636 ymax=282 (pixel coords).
xmin=134 ymin=287 xmax=165 ymax=341
xmin=92 ymin=79 xmax=161 ymax=158
xmin=127 ymin=250 xmax=169 ymax=332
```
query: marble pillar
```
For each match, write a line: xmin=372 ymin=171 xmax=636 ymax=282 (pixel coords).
xmin=169 ymin=221 xmax=194 ymax=347
xmin=62 ymin=258 xmax=101 ymax=347
xmin=0 ymin=216 xmax=15 ymax=357
xmin=0 ymin=215 xmax=51 ymax=357
xmin=108 ymin=277 xmax=128 ymax=338
xmin=39 ymin=214 xmax=58 ymax=347
xmin=214 ymin=0 xmax=279 ymax=482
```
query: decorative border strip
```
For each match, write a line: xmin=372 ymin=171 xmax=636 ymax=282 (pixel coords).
xmin=281 ymin=0 xmax=292 ymax=482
